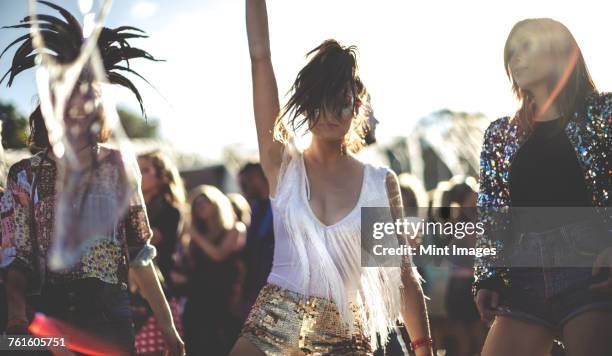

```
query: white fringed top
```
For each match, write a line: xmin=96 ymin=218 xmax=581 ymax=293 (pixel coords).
xmin=267 ymin=144 xmax=407 ymax=348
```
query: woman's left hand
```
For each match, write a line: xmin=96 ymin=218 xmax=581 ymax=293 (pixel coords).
xmin=590 ymin=246 xmax=612 ymax=294
xmin=160 ymin=324 xmax=185 ymax=356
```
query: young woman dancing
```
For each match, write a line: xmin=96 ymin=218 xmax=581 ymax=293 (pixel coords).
xmin=473 ymin=18 xmax=612 ymax=356
xmin=230 ymin=1 xmax=433 ymax=355
xmin=1 ymin=3 xmax=184 ymax=355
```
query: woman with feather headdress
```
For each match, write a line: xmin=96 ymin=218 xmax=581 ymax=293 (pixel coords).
xmin=0 ymin=2 xmax=184 ymax=355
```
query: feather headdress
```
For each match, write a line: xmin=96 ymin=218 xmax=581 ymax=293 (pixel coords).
xmin=1 ymin=0 xmax=161 ymax=116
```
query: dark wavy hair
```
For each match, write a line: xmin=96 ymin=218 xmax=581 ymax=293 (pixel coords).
xmin=274 ymin=39 xmax=369 ymax=153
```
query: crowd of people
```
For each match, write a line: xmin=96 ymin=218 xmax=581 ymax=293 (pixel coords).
xmin=0 ymin=0 xmax=610 ymax=355
xmin=0 ymin=149 xmax=577 ymax=356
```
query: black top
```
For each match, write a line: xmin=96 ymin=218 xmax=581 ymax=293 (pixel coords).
xmin=509 ymin=117 xmax=592 ymax=231
xmin=146 ymin=194 xmax=181 ymax=288
xmin=243 ymin=198 xmax=275 ymax=306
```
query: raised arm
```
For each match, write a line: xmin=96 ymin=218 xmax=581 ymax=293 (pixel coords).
xmin=246 ymin=0 xmax=283 ymax=193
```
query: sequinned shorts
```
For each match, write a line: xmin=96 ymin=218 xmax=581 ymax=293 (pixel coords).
xmin=240 ymin=283 xmax=372 ymax=355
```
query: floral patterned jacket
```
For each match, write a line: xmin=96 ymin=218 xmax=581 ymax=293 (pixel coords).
xmin=473 ymin=92 xmax=611 ymax=295
xmin=0 ymin=149 xmax=156 ymax=294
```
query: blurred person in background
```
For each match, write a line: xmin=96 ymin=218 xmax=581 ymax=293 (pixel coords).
xmin=227 ymin=192 xmax=251 ymax=324
xmin=137 ymin=151 xmax=185 ymax=290
xmin=399 ymin=173 xmax=429 ymax=220
xmin=237 ymin=163 xmax=274 ymax=317
xmin=131 ymin=151 xmax=186 ymax=355
xmin=415 ymin=181 xmax=453 ymax=354
xmin=443 ymin=177 xmax=486 ymax=356
xmin=183 ymin=185 xmax=246 ymax=356
xmin=228 ymin=193 xmax=252 ymax=228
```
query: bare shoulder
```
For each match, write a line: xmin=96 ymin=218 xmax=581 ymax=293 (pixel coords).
xmin=347 ymin=154 xmax=366 ymax=170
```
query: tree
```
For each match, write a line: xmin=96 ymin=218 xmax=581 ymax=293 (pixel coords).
xmin=117 ymin=108 xmax=159 ymax=139
xmin=0 ymin=101 xmax=28 ymax=149
xmin=0 ymin=104 xmax=158 ymax=149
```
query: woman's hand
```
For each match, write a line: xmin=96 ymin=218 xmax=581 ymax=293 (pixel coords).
xmin=190 ymin=223 xmax=246 ymax=262
xmin=12 ymin=186 xmax=30 ymax=207
xmin=475 ymin=288 xmax=499 ymax=322
xmin=590 ymin=246 xmax=612 ymax=294
xmin=130 ymin=264 xmax=185 ymax=355
xmin=187 ymin=224 xmax=200 ymax=239
xmin=160 ymin=323 xmax=185 ymax=356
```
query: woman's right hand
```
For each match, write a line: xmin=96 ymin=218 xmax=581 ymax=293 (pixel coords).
xmin=475 ymin=288 xmax=499 ymax=322
xmin=160 ymin=323 xmax=185 ymax=356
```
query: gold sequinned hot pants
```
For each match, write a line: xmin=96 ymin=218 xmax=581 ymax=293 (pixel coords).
xmin=240 ymin=283 xmax=372 ymax=355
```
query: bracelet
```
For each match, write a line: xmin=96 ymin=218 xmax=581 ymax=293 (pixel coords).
xmin=410 ymin=336 xmax=433 ymax=351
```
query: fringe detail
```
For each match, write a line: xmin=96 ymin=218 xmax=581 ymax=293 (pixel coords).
xmin=272 ymin=141 xmax=416 ymax=349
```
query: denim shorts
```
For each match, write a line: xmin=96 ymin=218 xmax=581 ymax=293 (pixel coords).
xmin=495 ymin=219 xmax=612 ymax=331
xmin=40 ymin=278 xmax=135 ymax=355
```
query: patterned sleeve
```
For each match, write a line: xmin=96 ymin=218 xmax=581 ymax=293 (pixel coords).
xmin=600 ymin=93 xmax=611 ymax=202
xmin=123 ymin=154 xmax=156 ymax=267
xmin=1 ymin=163 xmax=34 ymax=275
xmin=601 ymin=93 xmax=611 ymax=212
xmin=472 ymin=119 xmax=511 ymax=296
xmin=0 ymin=188 xmax=16 ymax=268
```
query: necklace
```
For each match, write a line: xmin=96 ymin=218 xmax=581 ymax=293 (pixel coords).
xmin=75 ymin=142 xmax=99 ymax=154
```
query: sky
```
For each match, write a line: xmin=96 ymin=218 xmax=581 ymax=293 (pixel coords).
xmin=0 ymin=0 xmax=610 ymax=160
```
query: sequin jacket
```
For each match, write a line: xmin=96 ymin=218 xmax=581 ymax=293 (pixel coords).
xmin=473 ymin=92 xmax=611 ymax=295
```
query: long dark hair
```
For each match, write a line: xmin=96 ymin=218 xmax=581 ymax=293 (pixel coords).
xmin=504 ymin=18 xmax=597 ymax=132
xmin=274 ymin=39 xmax=368 ymax=153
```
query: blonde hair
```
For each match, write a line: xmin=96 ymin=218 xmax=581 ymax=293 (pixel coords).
xmin=227 ymin=193 xmax=251 ymax=227
xmin=189 ymin=185 xmax=236 ymax=238
xmin=504 ymin=18 xmax=597 ymax=132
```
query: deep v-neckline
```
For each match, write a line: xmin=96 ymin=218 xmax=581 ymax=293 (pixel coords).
xmin=300 ymin=154 xmax=368 ymax=229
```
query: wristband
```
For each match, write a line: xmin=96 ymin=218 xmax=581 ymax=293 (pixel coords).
xmin=410 ymin=336 xmax=433 ymax=351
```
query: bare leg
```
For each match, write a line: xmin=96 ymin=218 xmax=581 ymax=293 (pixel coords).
xmin=228 ymin=336 xmax=266 ymax=356
xmin=448 ymin=320 xmax=471 ymax=356
xmin=563 ymin=310 xmax=612 ymax=356
xmin=481 ymin=316 xmax=555 ymax=356
xmin=470 ymin=320 xmax=488 ymax=354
